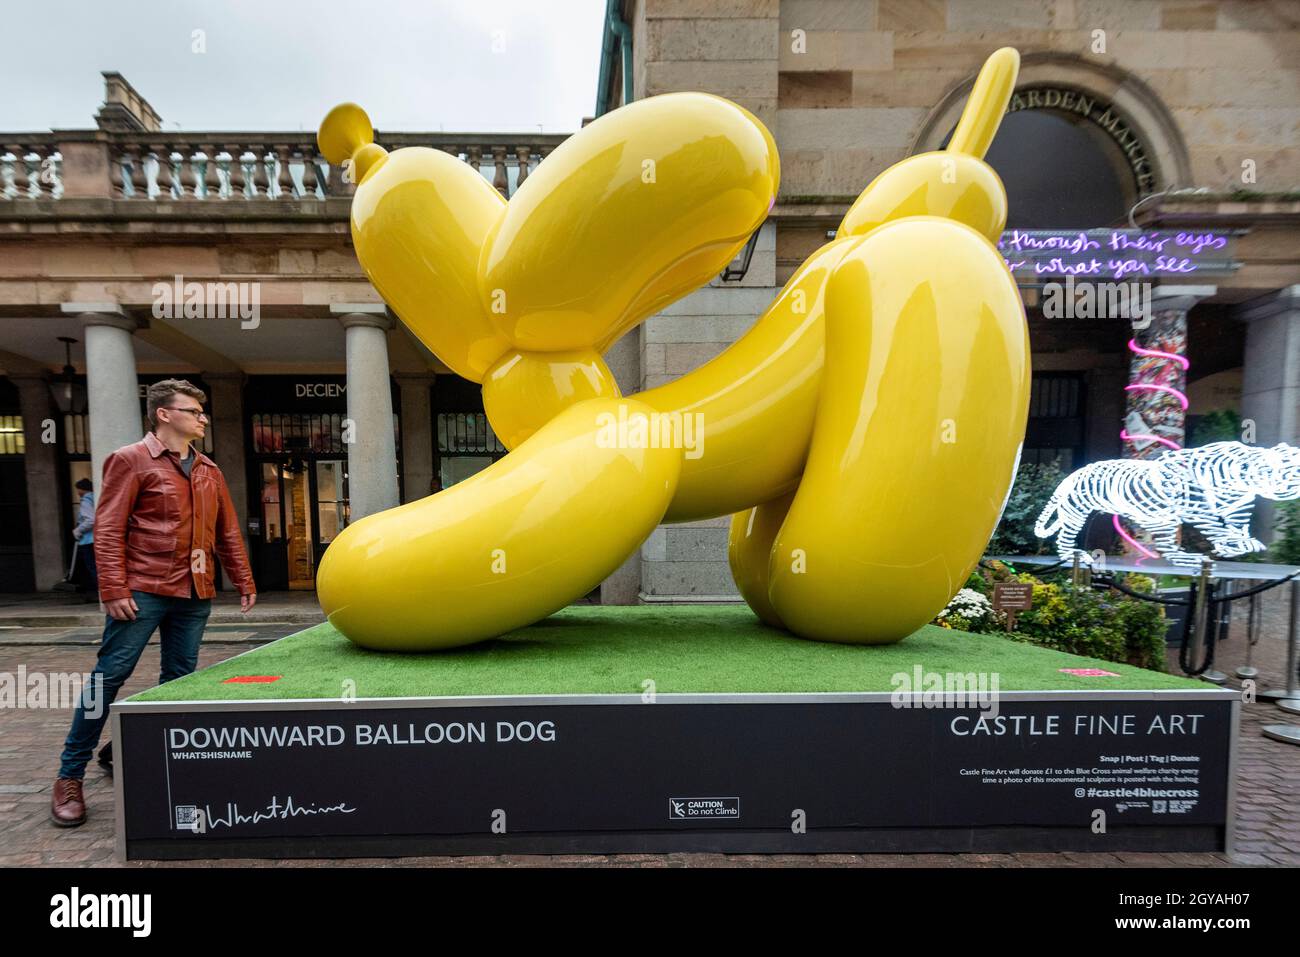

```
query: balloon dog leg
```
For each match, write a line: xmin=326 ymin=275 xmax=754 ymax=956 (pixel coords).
xmin=316 ymin=398 xmax=683 ymax=651
xmin=728 ymin=491 xmax=795 ymax=630
xmin=763 ymin=217 xmax=1031 ymax=644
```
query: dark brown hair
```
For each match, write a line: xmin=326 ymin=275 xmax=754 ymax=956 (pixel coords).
xmin=146 ymin=379 xmax=207 ymax=431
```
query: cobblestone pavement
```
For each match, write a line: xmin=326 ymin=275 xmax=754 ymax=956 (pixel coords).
xmin=1 ymin=587 xmax=1296 ymax=868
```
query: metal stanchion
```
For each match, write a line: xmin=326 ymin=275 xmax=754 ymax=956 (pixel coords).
xmin=1188 ymin=559 xmax=1209 ymax=667
xmin=1260 ymin=576 xmax=1300 ymax=701
xmin=1262 ymin=578 xmax=1300 ymax=746
xmin=1187 ymin=558 xmax=1227 ymax=684
xmin=1203 ymin=576 xmax=1229 ymax=685
xmin=1235 ymin=585 xmax=1261 ymax=680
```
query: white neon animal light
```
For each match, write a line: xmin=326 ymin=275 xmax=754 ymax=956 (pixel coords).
xmin=1034 ymin=442 xmax=1300 ymax=568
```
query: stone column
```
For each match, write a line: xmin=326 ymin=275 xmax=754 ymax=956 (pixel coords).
xmin=203 ymin=372 xmax=249 ymax=589
xmin=332 ymin=305 xmax=399 ymax=520
xmin=600 ymin=328 xmax=643 ymax=604
xmin=1121 ymin=287 xmax=1214 ymax=461
xmin=1237 ymin=285 xmax=1300 ymax=543
xmin=63 ymin=304 xmax=142 ymax=489
xmin=394 ymin=372 xmax=435 ymax=502
xmin=11 ymin=374 xmax=66 ymax=590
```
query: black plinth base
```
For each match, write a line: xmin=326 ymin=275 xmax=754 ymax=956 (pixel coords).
xmin=113 ymin=690 xmax=1239 ymax=860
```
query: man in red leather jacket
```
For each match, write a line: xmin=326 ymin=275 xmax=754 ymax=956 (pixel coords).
xmin=52 ymin=379 xmax=257 ymax=827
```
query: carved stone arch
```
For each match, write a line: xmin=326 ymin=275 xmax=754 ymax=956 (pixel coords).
xmin=911 ymin=52 xmax=1193 ymax=195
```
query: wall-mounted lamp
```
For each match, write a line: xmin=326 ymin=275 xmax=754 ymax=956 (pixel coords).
xmin=720 ymin=226 xmax=763 ymax=282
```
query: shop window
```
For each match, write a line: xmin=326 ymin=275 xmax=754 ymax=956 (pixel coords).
xmin=63 ymin=414 xmax=90 ymax=455
xmin=436 ymin=412 xmax=506 ymax=489
xmin=1024 ymin=373 xmax=1086 ymax=470
xmin=315 ymin=460 xmax=348 ymax=543
xmin=253 ymin=413 xmax=348 ymax=454
xmin=252 ymin=412 xmax=397 ymax=456
xmin=0 ymin=415 xmax=23 ymax=455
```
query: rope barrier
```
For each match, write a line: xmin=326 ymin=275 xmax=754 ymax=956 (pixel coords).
xmin=1078 ymin=567 xmax=1298 ymax=606
xmin=1207 ymin=568 xmax=1300 ymax=603
xmin=1090 ymin=574 xmax=1189 ymax=605
xmin=981 ymin=557 xmax=1073 ymax=577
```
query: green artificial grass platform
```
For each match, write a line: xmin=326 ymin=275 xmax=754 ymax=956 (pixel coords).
xmin=127 ymin=606 xmax=1201 ymax=703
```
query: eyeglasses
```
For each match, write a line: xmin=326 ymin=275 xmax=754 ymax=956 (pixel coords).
xmin=165 ymin=406 xmax=209 ymax=421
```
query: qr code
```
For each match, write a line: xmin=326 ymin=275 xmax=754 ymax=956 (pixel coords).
xmin=1152 ymin=800 xmax=1168 ymax=813
xmin=175 ymin=805 xmax=198 ymax=828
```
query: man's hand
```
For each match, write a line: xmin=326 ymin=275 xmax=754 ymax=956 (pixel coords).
xmin=105 ymin=596 xmax=139 ymax=621
xmin=241 ymin=593 xmax=258 ymax=614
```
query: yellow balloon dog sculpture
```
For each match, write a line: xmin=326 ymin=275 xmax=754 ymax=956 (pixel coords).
xmin=315 ymin=48 xmax=1030 ymax=651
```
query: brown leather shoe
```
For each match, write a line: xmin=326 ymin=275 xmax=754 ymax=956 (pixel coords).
xmin=50 ymin=777 xmax=86 ymax=827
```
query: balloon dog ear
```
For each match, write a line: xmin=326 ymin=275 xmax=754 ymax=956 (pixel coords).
xmin=946 ymin=46 xmax=1020 ymax=161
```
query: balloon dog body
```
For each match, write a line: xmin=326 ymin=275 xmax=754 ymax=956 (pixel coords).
xmin=315 ymin=48 xmax=1031 ymax=651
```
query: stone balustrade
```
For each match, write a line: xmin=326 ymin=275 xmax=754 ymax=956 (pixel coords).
xmin=0 ymin=131 xmax=567 ymax=202
xmin=0 ymin=135 xmax=64 ymax=200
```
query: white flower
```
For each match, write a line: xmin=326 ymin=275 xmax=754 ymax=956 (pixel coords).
xmin=940 ymin=588 xmax=994 ymax=622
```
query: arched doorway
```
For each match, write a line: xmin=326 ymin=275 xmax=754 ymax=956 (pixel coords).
xmin=914 ymin=53 xmax=1192 ymax=226
xmin=965 ymin=99 xmax=1137 ymax=227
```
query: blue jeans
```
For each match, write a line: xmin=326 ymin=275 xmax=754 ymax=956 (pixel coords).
xmin=58 ymin=590 xmax=211 ymax=780
xmin=78 ymin=545 xmax=97 ymax=594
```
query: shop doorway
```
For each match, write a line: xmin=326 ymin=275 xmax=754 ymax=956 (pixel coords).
xmin=0 ymin=381 xmax=33 ymax=591
xmin=244 ymin=376 xmax=400 ymax=591
xmin=255 ymin=454 xmax=349 ymax=591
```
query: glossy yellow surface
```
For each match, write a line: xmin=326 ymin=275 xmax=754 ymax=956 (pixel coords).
xmin=315 ymin=398 xmax=681 ymax=651
xmin=316 ymin=47 xmax=1030 ymax=650
xmin=839 ymin=46 xmax=1017 ymax=242
xmin=327 ymin=124 xmax=511 ymax=383
xmin=483 ymin=348 xmax=620 ymax=450
xmin=479 ymin=92 xmax=779 ymax=354
xmin=640 ymin=241 xmax=846 ymax=522
xmin=765 ymin=219 xmax=1029 ymax=643
xmin=728 ymin=492 xmax=794 ymax=629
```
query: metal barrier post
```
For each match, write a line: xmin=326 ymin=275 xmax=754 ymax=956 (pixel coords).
xmin=1262 ymin=579 xmax=1300 ymax=745
xmin=1187 ymin=558 xmax=1212 ymax=680
xmin=1235 ymin=586 xmax=1261 ymax=680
